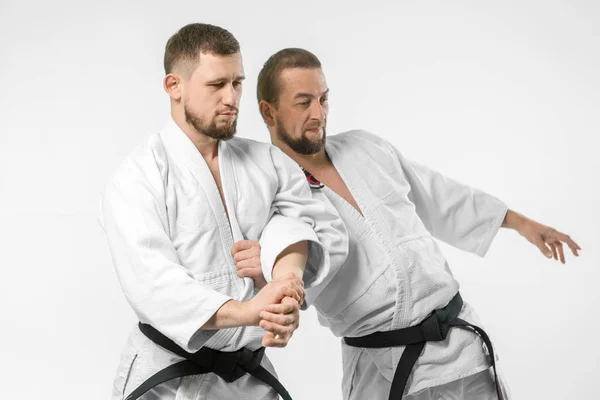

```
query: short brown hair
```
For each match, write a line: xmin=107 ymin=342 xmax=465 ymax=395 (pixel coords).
xmin=164 ymin=23 xmax=240 ymax=75
xmin=257 ymin=48 xmax=322 ymax=107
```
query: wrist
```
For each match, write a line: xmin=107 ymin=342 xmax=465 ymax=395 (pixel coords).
xmin=235 ymin=300 xmax=258 ymax=326
xmin=211 ymin=300 xmax=255 ymax=329
xmin=272 ymin=264 xmax=304 ymax=280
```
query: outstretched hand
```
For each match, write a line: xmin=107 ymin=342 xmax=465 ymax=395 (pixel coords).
xmin=517 ymin=218 xmax=581 ymax=263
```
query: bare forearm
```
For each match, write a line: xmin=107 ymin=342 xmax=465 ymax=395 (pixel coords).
xmin=201 ymin=300 xmax=253 ymax=330
xmin=501 ymin=209 xmax=526 ymax=232
xmin=272 ymin=240 xmax=308 ymax=280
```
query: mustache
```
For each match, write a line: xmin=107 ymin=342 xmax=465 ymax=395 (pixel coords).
xmin=217 ymin=106 xmax=239 ymax=114
xmin=304 ymin=123 xmax=324 ymax=131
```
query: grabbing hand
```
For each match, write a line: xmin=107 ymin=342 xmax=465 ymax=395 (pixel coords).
xmin=245 ymin=272 xmax=305 ymax=326
xmin=259 ymin=296 xmax=301 ymax=348
xmin=232 ymin=240 xmax=267 ymax=289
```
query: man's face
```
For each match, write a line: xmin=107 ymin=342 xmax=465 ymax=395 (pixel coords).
xmin=272 ymin=68 xmax=329 ymax=155
xmin=182 ymin=52 xmax=245 ymax=140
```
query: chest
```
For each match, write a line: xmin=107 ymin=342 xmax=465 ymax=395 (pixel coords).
xmin=312 ymin=166 xmax=363 ymax=216
xmin=206 ymin=156 xmax=228 ymax=221
xmin=323 ymin=148 xmax=431 ymax=243
xmin=162 ymin=154 xmax=275 ymax=276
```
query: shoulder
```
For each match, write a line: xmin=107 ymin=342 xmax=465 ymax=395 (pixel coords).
xmin=227 ymin=136 xmax=273 ymax=157
xmin=106 ymin=132 xmax=167 ymax=192
xmin=328 ymin=129 xmax=397 ymax=160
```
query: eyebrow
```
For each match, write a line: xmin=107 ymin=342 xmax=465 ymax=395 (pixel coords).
xmin=294 ymin=88 xmax=330 ymax=99
xmin=206 ymin=75 xmax=246 ymax=84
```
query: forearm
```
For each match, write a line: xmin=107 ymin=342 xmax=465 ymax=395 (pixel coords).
xmin=501 ymin=209 xmax=526 ymax=232
xmin=272 ymin=240 xmax=308 ymax=280
xmin=201 ymin=299 xmax=254 ymax=330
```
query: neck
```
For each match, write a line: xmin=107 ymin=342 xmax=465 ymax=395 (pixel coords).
xmin=172 ymin=109 xmax=218 ymax=160
xmin=271 ymin=131 xmax=330 ymax=173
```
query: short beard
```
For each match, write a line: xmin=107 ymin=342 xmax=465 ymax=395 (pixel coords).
xmin=184 ymin=104 xmax=237 ymax=141
xmin=276 ymin=120 xmax=326 ymax=155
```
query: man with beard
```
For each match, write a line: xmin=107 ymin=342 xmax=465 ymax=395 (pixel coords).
xmin=100 ymin=28 xmax=348 ymax=400
xmin=232 ymin=48 xmax=581 ymax=399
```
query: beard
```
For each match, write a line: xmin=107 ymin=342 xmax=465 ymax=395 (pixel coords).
xmin=276 ymin=118 xmax=326 ymax=155
xmin=184 ymin=103 xmax=237 ymax=141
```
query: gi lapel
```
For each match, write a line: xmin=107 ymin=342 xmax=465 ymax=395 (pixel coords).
xmin=160 ymin=120 xmax=243 ymax=296
xmin=218 ymin=140 xmax=255 ymax=297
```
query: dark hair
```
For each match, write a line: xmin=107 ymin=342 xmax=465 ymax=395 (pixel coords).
xmin=164 ymin=23 xmax=240 ymax=75
xmin=257 ymin=48 xmax=322 ymax=107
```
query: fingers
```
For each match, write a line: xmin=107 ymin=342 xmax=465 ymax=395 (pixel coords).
xmin=545 ymin=229 xmax=581 ymax=260
xmin=262 ymin=331 xmax=291 ymax=348
xmin=235 ymin=257 xmax=261 ymax=269
xmin=233 ymin=248 xmax=260 ymax=263
xmin=553 ymin=241 xmax=565 ymax=264
xmin=231 ymin=240 xmax=259 ymax=256
xmin=273 ymin=275 xmax=305 ymax=303
xmin=264 ymin=297 xmax=300 ymax=314
xmin=260 ymin=300 xmax=300 ymax=348
xmin=259 ymin=319 xmax=296 ymax=337
xmin=278 ymin=286 xmax=305 ymax=305
xmin=260 ymin=310 xmax=297 ymax=326
xmin=550 ymin=243 xmax=558 ymax=261
xmin=236 ymin=267 xmax=262 ymax=279
xmin=534 ymin=236 xmax=553 ymax=259
xmin=555 ymin=232 xmax=581 ymax=257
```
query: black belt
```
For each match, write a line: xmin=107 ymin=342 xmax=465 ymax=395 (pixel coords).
xmin=124 ymin=322 xmax=293 ymax=400
xmin=344 ymin=293 xmax=502 ymax=400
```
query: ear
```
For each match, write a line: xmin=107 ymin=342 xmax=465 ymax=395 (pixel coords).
xmin=164 ymin=73 xmax=182 ymax=101
xmin=259 ymin=100 xmax=276 ymax=127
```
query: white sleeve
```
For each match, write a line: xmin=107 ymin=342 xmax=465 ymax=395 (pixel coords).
xmin=100 ymin=161 xmax=231 ymax=353
xmin=390 ymin=144 xmax=508 ymax=257
xmin=259 ymin=146 xmax=348 ymax=292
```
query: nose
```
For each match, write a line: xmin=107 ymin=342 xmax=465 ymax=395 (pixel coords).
xmin=309 ymin=100 xmax=326 ymax=122
xmin=222 ymin=83 xmax=238 ymax=108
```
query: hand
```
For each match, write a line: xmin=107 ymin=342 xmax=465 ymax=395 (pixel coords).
xmin=259 ymin=296 xmax=301 ymax=348
xmin=518 ymin=218 xmax=581 ymax=264
xmin=244 ymin=273 xmax=305 ymax=326
xmin=232 ymin=240 xmax=267 ymax=289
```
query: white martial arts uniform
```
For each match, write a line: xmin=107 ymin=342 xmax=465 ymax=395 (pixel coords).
xmin=99 ymin=119 xmax=348 ymax=400
xmin=264 ymin=130 xmax=511 ymax=399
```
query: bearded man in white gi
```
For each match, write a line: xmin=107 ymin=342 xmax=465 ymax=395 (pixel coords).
xmin=100 ymin=28 xmax=348 ymax=400
xmin=232 ymin=48 xmax=582 ymax=400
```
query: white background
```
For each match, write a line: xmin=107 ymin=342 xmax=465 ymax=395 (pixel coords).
xmin=1 ymin=1 xmax=598 ymax=399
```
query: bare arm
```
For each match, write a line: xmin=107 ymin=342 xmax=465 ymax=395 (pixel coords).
xmin=272 ymin=240 xmax=308 ymax=280
xmin=202 ymin=273 xmax=305 ymax=330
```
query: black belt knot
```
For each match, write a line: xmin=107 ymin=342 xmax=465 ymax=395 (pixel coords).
xmin=124 ymin=323 xmax=292 ymax=400
xmin=208 ymin=346 xmax=265 ymax=382
xmin=343 ymin=292 xmax=502 ymax=400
